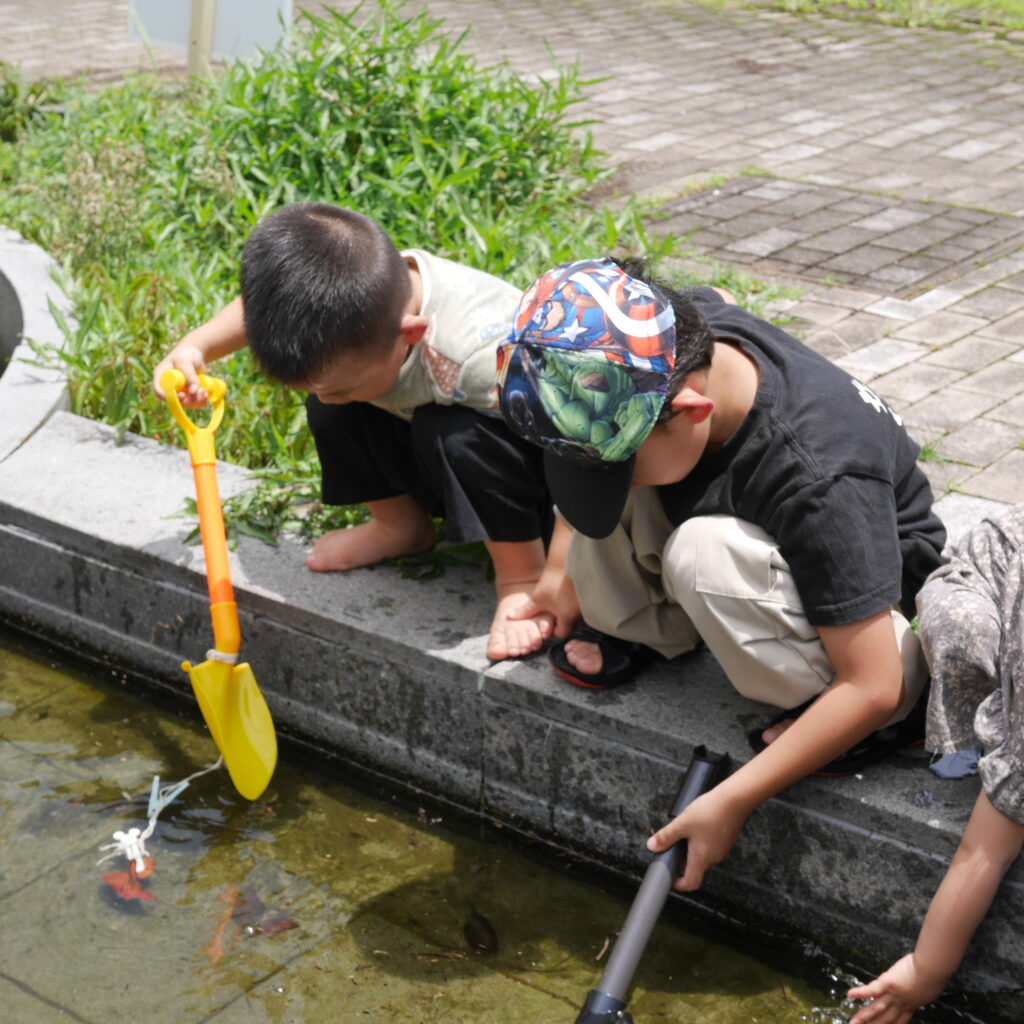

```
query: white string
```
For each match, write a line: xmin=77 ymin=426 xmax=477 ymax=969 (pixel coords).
xmin=98 ymin=756 xmax=224 ymax=871
xmin=205 ymin=649 xmax=238 ymax=665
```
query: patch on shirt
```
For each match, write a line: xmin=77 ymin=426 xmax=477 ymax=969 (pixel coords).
xmin=422 ymin=342 xmax=461 ymax=399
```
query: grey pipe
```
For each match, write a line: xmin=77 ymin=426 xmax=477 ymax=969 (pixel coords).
xmin=574 ymin=746 xmax=731 ymax=1024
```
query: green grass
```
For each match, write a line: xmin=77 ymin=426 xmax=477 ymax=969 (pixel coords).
xmin=0 ymin=1 xmax=682 ymax=544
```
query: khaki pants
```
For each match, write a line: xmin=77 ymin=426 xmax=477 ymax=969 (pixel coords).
xmin=566 ymin=488 xmax=926 ymax=723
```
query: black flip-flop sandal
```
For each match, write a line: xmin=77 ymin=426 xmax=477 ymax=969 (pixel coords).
xmin=747 ymin=691 xmax=927 ymax=777
xmin=548 ymin=623 xmax=662 ymax=690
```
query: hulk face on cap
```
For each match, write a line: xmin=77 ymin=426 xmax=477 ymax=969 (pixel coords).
xmin=497 ymin=257 xmax=677 ymax=538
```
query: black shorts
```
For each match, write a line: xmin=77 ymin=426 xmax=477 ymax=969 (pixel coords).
xmin=305 ymin=398 xmax=553 ymax=544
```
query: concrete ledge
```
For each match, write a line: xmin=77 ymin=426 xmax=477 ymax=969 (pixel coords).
xmin=0 ymin=410 xmax=1021 ymax=1019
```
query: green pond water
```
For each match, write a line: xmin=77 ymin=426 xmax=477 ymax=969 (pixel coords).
xmin=0 ymin=630 xmax=883 ymax=1024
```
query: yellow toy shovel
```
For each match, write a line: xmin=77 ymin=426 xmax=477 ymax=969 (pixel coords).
xmin=162 ymin=368 xmax=277 ymax=800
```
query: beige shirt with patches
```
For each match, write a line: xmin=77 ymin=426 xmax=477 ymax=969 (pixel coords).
xmin=372 ymin=249 xmax=521 ymax=420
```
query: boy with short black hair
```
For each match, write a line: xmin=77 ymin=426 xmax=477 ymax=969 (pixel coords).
xmin=154 ymin=203 xmax=579 ymax=660
xmin=498 ymin=256 xmax=946 ymax=890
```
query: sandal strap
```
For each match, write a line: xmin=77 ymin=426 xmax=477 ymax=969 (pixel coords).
xmin=568 ymin=622 xmax=652 ymax=657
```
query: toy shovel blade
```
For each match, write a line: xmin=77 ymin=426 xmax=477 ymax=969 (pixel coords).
xmin=183 ymin=657 xmax=276 ymax=801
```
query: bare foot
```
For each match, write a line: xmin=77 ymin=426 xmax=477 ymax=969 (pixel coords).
xmin=306 ymin=516 xmax=435 ymax=572
xmin=760 ymin=718 xmax=795 ymax=746
xmin=562 ymin=637 xmax=603 ymax=676
xmin=487 ymin=585 xmax=554 ymax=661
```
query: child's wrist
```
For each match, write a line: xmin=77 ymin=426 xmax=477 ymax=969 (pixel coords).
xmin=908 ymin=951 xmax=953 ymax=997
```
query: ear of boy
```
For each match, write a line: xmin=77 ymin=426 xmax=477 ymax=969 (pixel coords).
xmin=399 ymin=314 xmax=429 ymax=348
xmin=667 ymin=385 xmax=714 ymax=425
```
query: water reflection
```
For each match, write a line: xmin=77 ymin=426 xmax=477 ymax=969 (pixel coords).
xmin=0 ymin=632 xmax=961 ymax=1023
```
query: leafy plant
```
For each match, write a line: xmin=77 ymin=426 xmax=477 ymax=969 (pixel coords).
xmin=2 ymin=1 xmax=675 ymax=543
xmin=0 ymin=61 xmax=62 ymax=143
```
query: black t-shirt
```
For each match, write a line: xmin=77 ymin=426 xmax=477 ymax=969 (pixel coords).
xmin=657 ymin=289 xmax=946 ymax=627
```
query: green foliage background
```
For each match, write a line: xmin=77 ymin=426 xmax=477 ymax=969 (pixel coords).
xmin=0 ymin=2 xmax=674 ymax=543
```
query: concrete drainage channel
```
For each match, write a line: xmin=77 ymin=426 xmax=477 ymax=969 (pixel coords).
xmin=0 ymin=228 xmax=1020 ymax=1020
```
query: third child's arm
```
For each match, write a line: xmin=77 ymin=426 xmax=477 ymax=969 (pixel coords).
xmin=152 ymin=296 xmax=249 ymax=403
xmin=846 ymin=790 xmax=1024 ymax=1023
xmin=647 ymin=609 xmax=904 ymax=890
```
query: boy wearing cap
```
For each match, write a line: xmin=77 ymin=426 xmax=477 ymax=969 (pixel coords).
xmin=498 ymin=256 xmax=946 ymax=891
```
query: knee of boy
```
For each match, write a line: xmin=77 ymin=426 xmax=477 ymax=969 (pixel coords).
xmin=663 ymin=514 xmax=759 ymax=575
xmin=917 ymin=586 xmax=1002 ymax=666
xmin=660 ymin=517 xmax=710 ymax=606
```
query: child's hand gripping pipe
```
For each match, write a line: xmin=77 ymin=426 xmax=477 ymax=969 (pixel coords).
xmin=574 ymin=746 xmax=732 ymax=1024
xmin=161 ymin=369 xmax=277 ymax=800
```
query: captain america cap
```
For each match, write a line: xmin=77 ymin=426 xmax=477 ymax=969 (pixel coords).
xmin=497 ymin=257 xmax=676 ymax=539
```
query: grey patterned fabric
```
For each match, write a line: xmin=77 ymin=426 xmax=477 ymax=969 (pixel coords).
xmin=917 ymin=505 xmax=1024 ymax=825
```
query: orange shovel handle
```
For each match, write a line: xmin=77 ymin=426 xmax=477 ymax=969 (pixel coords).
xmin=161 ymin=369 xmax=240 ymax=655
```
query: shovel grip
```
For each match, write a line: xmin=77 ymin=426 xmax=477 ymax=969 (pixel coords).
xmin=162 ymin=368 xmax=239 ymax=653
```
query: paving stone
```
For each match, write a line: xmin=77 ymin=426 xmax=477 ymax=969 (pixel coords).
xmin=625 ymin=131 xmax=689 ymax=152
xmin=940 ymin=139 xmax=1004 ymax=160
xmin=785 ymin=209 xmax=853 ymax=235
xmin=873 ymin=363 xmax=965 ymax=405
xmin=772 ymin=244 xmax=831 ymax=268
xmin=900 ymin=387 xmax=1002 ymax=433
xmin=810 ymin=284 xmax=881 ymax=310
xmin=725 ymin=228 xmax=806 ymax=257
xmin=960 ymin=448 xmax=1024 ymax=504
xmin=947 ymin=287 xmax=1024 ymax=320
xmin=836 ymin=338 xmax=927 ymax=379
xmin=955 ymin=359 xmax=1024 ymax=400
xmin=765 ymin=190 xmax=838 ymax=216
xmin=891 ymin=311 xmax=990 ymax=346
xmin=802 ymin=226 xmax=880 ymax=255
xmin=851 ymin=209 xmax=931 ymax=233
xmin=922 ymin=336 xmax=1019 ymax=373
xmin=801 ymin=328 xmax=855 ymax=360
xmin=784 ymin=300 xmax=856 ymax=329
xmin=697 ymin=194 xmax=767 ymax=220
xmin=897 ymin=253 xmax=953 ymax=276
xmin=988 ymin=394 xmax=1024 ymax=428
xmin=873 ymin=222 xmax=964 ymax=253
xmin=978 ymin=308 xmax=1024 ymax=343
xmin=919 ymin=458 xmax=980 ymax=500
xmin=823 ymin=245 xmax=904 ymax=276
xmin=936 ymin=418 xmax=1024 ymax=467
xmin=824 ymin=311 xmax=893 ymax=350
xmin=912 ymin=287 xmax=965 ymax=313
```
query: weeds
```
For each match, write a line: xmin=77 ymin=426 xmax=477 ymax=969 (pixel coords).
xmin=0 ymin=60 xmax=62 ymax=143
xmin=3 ymin=1 xmax=676 ymax=543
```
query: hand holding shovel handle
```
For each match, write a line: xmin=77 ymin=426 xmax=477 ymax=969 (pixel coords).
xmin=575 ymin=745 xmax=732 ymax=1024
xmin=162 ymin=369 xmax=277 ymax=801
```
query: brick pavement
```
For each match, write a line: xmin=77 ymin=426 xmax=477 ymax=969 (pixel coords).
xmin=2 ymin=0 xmax=1022 ymax=506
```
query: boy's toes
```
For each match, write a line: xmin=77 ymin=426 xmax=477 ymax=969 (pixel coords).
xmin=563 ymin=638 xmax=603 ymax=676
xmin=487 ymin=628 xmax=510 ymax=661
xmin=488 ymin=616 xmax=548 ymax=661
xmin=761 ymin=718 xmax=795 ymax=745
